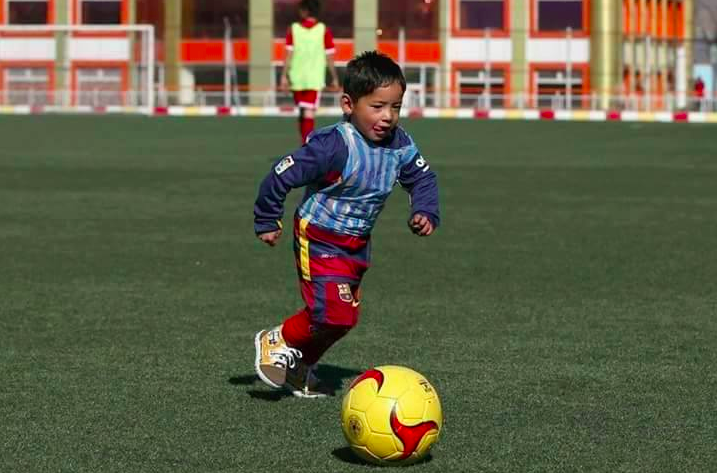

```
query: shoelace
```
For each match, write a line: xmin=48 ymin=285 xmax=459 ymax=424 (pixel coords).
xmin=270 ymin=346 xmax=303 ymax=369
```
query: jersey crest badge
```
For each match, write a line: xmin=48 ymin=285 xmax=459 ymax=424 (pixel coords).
xmin=337 ymin=283 xmax=354 ymax=303
xmin=275 ymin=155 xmax=295 ymax=175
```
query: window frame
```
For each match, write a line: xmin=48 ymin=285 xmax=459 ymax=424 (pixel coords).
xmin=451 ymin=0 xmax=511 ymax=38
xmin=530 ymin=0 xmax=590 ymax=38
xmin=451 ymin=61 xmax=511 ymax=107
xmin=0 ymin=62 xmax=54 ymax=105
xmin=529 ymin=63 xmax=590 ymax=108
xmin=71 ymin=61 xmax=128 ymax=106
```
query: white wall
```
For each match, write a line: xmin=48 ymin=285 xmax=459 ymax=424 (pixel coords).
xmin=0 ymin=38 xmax=131 ymax=61
xmin=527 ymin=38 xmax=590 ymax=63
xmin=447 ymin=38 xmax=512 ymax=63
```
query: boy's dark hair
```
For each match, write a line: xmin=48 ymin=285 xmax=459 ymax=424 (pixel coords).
xmin=299 ymin=0 xmax=320 ymax=17
xmin=343 ymin=51 xmax=407 ymax=101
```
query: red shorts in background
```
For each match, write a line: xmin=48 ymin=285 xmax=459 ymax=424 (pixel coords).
xmin=293 ymin=90 xmax=320 ymax=110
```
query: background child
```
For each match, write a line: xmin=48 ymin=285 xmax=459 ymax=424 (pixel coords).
xmin=279 ymin=0 xmax=339 ymax=143
xmin=254 ymin=51 xmax=440 ymax=398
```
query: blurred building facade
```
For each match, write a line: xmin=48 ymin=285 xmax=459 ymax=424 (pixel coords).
xmin=0 ymin=0 xmax=699 ymax=110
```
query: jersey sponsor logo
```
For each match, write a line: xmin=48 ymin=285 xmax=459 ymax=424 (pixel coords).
xmin=415 ymin=154 xmax=430 ymax=172
xmin=275 ymin=155 xmax=295 ymax=175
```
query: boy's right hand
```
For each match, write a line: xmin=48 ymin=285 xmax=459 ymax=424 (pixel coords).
xmin=258 ymin=229 xmax=282 ymax=247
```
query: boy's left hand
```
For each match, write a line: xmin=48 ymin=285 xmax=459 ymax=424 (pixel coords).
xmin=409 ymin=213 xmax=434 ymax=237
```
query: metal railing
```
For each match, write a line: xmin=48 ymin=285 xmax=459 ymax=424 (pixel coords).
xmin=2 ymin=89 xmax=716 ymax=114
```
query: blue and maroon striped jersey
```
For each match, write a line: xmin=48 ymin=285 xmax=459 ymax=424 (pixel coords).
xmin=254 ymin=121 xmax=440 ymax=237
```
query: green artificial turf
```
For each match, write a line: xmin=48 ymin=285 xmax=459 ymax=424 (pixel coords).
xmin=1 ymin=116 xmax=716 ymax=472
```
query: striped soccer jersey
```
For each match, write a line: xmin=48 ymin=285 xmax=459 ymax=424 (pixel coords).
xmin=254 ymin=121 xmax=439 ymax=238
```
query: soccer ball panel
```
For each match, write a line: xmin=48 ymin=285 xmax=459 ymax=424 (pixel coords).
xmin=346 ymin=378 xmax=377 ymax=412
xmin=396 ymin=385 xmax=426 ymax=420
xmin=366 ymin=433 xmax=399 ymax=460
xmin=423 ymin=397 xmax=443 ymax=430
xmin=414 ymin=431 xmax=440 ymax=458
xmin=364 ymin=396 xmax=395 ymax=435
xmin=372 ymin=366 xmax=410 ymax=399
xmin=340 ymin=408 xmax=370 ymax=447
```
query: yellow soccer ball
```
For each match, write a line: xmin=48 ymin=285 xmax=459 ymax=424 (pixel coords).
xmin=340 ymin=365 xmax=443 ymax=466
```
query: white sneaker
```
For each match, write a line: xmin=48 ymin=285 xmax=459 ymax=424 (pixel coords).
xmin=254 ymin=325 xmax=303 ymax=389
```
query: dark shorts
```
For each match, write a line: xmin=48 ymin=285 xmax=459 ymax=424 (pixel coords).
xmin=293 ymin=217 xmax=370 ymax=326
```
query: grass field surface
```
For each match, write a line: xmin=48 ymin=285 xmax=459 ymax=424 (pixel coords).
xmin=1 ymin=116 xmax=716 ymax=472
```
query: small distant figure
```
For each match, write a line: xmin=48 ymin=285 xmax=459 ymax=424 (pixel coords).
xmin=693 ymin=76 xmax=706 ymax=111
xmin=694 ymin=76 xmax=705 ymax=99
xmin=280 ymin=0 xmax=340 ymax=143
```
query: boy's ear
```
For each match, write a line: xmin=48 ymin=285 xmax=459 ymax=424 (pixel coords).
xmin=340 ymin=93 xmax=354 ymax=116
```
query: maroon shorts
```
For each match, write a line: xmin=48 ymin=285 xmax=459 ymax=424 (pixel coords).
xmin=292 ymin=90 xmax=320 ymax=109
xmin=293 ymin=217 xmax=370 ymax=326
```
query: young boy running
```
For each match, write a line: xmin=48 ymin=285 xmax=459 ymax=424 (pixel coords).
xmin=280 ymin=0 xmax=339 ymax=143
xmin=254 ymin=51 xmax=440 ymax=398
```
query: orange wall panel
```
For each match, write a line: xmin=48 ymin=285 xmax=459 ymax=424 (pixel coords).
xmin=181 ymin=40 xmax=249 ymax=63
xmin=406 ymin=42 xmax=441 ymax=62
xmin=656 ymin=2 xmax=663 ymax=37
xmin=667 ymin=1 xmax=674 ymax=37
xmin=377 ymin=42 xmax=398 ymax=60
xmin=376 ymin=42 xmax=441 ymax=63
xmin=676 ymin=2 xmax=684 ymax=38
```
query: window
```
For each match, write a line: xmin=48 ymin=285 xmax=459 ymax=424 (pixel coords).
xmin=274 ymin=0 xmax=353 ymax=38
xmin=7 ymin=0 xmax=48 ymax=24
xmin=402 ymin=65 xmax=438 ymax=107
xmin=458 ymin=0 xmax=505 ymax=30
xmin=378 ymin=0 xmax=438 ymax=40
xmin=81 ymin=0 xmax=122 ymax=24
xmin=76 ymin=67 xmax=123 ymax=106
xmin=184 ymin=0 xmax=249 ymax=39
xmin=5 ymin=67 xmax=50 ymax=105
xmin=190 ymin=65 xmax=248 ymax=105
xmin=274 ymin=0 xmax=297 ymax=38
xmin=534 ymin=68 xmax=583 ymax=108
xmin=457 ymin=68 xmax=506 ymax=107
xmin=536 ymin=0 xmax=584 ymax=32
xmin=136 ymin=0 xmax=164 ymax=38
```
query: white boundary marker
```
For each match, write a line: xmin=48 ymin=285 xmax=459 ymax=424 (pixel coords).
xmin=0 ymin=105 xmax=715 ymax=124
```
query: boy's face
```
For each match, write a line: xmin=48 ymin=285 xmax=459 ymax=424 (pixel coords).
xmin=341 ymin=82 xmax=404 ymax=142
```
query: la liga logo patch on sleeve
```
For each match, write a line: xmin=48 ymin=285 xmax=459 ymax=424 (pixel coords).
xmin=275 ymin=155 xmax=295 ymax=175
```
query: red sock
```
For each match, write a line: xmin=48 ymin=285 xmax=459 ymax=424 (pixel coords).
xmin=300 ymin=117 xmax=315 ymax=143
xmin=282 ymin=309 xmax=352 ymax=365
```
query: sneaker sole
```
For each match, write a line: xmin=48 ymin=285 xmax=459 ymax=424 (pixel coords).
xmin=253 ymin=330 xmax=283 ymax=389
xmin=291 ymin=389 xmax=328 ymax=399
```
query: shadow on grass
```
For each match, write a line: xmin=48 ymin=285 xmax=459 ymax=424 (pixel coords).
xmin=331 ymin=447 xmax=376 ymax=466
xmin=229 ymin=363 xmax=363 ymax=402
xmin=331 ymin=447 xmax=433 ymax=467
